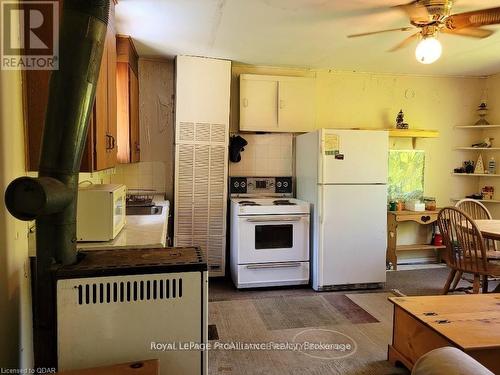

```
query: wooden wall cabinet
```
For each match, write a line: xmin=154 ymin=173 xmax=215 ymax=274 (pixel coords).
xmin=24 ymin=0 xmax=117 ymax=172
xmin=239 ymin=74 xmax=316 ymax=133
xmin=116 ymin=35 xmax=140 ymax=164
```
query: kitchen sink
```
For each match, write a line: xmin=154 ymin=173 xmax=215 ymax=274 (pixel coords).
xmin=126 ymin=205 xmax=163 ymax=216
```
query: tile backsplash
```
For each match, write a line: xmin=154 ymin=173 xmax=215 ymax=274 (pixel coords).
xmin=111 ymin=161 xmax=169 ymax=193
xmin=229 ymin=133 xmax=293 ymax=176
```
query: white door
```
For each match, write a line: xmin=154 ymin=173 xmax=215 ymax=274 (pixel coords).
xmin=320 ymin=129 xmax=388 ymax=184
xmin=317 ymin=184 xmax=387 ymax=288
xmin=278 ymin=78 xmax=315 ymax=132
xmin=240 ymin=76 xmax=278 ymax=131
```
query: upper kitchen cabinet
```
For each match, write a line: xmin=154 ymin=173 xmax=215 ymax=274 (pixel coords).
xmin=23 ymin=0 xmax=117 ymax=172
xmin=239 ymin=74 xmax=316 ymax=133
xmin=240 ymin=76 xmax=279 ymax=131
xmin=93 ymin=0 xmax=118 ymax=170
xmin=116 ymin=35 xmax=140 ymax=164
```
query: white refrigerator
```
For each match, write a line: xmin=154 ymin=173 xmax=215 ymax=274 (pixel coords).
xmin=296 ymin=129 xmax=388 ymax=291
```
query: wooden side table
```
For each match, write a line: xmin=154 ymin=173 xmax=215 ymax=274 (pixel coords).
xmin=386 ymin=209 xmax=445 ymax=270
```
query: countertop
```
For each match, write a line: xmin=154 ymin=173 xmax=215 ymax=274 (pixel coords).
xmin=77 ymin=196 xmax=170 ymax=251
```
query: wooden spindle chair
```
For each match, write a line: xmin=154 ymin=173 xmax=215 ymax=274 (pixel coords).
xmin=455 ymin=199 xmax=500 ymax=291
xmin=438 ymin=207 xmax=500 ymax=294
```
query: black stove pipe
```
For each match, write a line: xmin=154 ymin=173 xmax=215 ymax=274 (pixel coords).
xmin=4 ymin=0 xmax=109 ymax=367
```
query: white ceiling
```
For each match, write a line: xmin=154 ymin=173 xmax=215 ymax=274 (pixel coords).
xmin=115 ymin=0 xmax=500 ymax=76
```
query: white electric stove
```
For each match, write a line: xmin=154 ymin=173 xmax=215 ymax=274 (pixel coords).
xmin=229 ymin=177 xmax=310 ymax=288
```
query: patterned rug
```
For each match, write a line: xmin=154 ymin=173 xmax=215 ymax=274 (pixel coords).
xmin=208 ymin=292 xmax=408 ymax=375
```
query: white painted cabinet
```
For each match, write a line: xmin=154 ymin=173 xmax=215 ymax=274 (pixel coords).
xmin=239 ymin=74 xmax=316 ymax=132
xmin=240 ymin=77 xmax=278 ymax=131
xmin=174 ymin=56 xmax=231 ymax=277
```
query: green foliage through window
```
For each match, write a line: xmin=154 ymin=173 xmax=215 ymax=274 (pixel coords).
xmin=388 ymin=150 xmax=425 ymax=201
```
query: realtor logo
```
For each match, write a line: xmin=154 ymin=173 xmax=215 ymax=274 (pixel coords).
xmin=1 ymin=1 xmax=58 ymax=70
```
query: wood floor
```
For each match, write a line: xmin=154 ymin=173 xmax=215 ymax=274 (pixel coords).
xmin=208 ymin=292 xmax=408 ymax=375
xmin=207 ymin=267 xmax=500 ymax=374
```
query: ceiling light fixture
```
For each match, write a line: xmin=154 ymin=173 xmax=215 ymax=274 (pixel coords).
xmin=415 ymin=36 xmax=442 ymax=64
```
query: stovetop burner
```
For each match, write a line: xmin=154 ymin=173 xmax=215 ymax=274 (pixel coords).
xmin=239 ymin=200 xmax=260 ymax=206
xmin=273 ymin=199 xmax=296 ymax=206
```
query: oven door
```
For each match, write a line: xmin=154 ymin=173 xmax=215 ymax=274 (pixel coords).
xmin=237 ymin=214 xmax=309 ymax=263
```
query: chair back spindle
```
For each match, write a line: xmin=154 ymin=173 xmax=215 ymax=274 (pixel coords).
xmin=438 ymin=207 xmax=489 ymax=274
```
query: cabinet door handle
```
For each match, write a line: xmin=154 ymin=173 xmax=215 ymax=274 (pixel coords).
xmin=242 ymin=98 xmax=248 ymax=107
xmin=105 ymin=134 xmax=111 ymax=150
xmin=135 ymin=142 xmax=140 ymax=152
xmin=279 ymin=99 xmax=285 ymax=109
xmin=110 ymin=135 xmax=116 ymax=150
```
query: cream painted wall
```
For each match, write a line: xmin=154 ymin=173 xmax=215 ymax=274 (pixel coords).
xmin=314 ymin=70 xmax=486 ymax=209
xmin=0 ymin=68 xmax=33 ymax=366
xmin=232 ymin=64 xmax=486 ymax=208
xmin=231 ymin=64 xmax=489 ymax=258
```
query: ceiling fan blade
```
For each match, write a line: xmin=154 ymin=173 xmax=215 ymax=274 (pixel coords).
xmin=348 ymin=26 xmax=415 ymax=38
xmin=388 ymin=32 xmax=420 ymax=52
xmin=442 ymin=27 xmax=495 ymax=38
xmin=393 ymin=1 xmax=430 ymax=23
xmin=446 ymin=7 xmax=500 ymax=30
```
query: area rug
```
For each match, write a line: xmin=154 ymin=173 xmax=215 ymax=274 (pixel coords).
xmin=208 ymin=292 xmax=408 ymax=375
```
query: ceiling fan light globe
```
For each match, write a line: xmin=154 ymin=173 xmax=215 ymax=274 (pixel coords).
xmin=415 ymin=37 xmax=442 ymax=64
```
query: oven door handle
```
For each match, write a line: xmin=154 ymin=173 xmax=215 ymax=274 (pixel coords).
xmin=246 ymin=262 xmax=302 ymax=270
xmin=245 ymin=216 xmax=307 ymax=223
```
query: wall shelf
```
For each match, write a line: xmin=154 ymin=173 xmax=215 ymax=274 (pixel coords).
xmin=451 ymin=198 xmax=500 ymax=204
xmin=452 ymin=173 xmax=500 ymax=177
xmin=455 ymin=125 xmax=500 ymax=129
xmin=454 ymin=147 xmax=500 ymax=151
xmin=388 ymin=129 xmax=439 ymax=138
xmin=388 ymin=129 xmax=439 ymax=148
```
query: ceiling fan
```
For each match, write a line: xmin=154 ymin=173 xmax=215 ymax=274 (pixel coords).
xmin=347 ymin=0 xmax=500 ymax=64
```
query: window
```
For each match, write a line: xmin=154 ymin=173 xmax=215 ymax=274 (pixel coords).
xmin=388 ymin=150 xmax=425 ymax=201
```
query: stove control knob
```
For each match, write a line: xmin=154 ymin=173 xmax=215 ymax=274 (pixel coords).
xmin=248 ymin=182 xmax=253 ymax=187
xmin=283 ymin=181 xmax=289 ymax=188
xmin=241 ymin=182 xmax=246 ymax=188
xmin=277 ymin=182 xmax=282 ymax=188
xmin=234 ymin=182 xmax=239 ymax=188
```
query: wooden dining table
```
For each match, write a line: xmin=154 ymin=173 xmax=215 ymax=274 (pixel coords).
xmin=474 ymin=220 xmax=500 ymax=240
xmin=473 ymin=219 xmax=500 ymax=292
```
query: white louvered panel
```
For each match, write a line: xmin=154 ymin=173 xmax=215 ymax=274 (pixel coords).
xmin=174 ymin=57 xmax=230 ymax=276
xmin=177 ymin=122 xmax=195 ymax=142
xmin=174 ymin=144 xmax=195 ymax=240
xmin=207 ymin=236 xmax=225 ymax=276
xmin=209 ymin=146 xmax=226 ymax=236
xmin=210 ymin=124 xmax=227 ymax=144
xmin=193 ymin=145 xmax=209 ymax=240
xmin=175 ymin=235 xmax=193 ymax=247
xmin=195 ymin=123 xmax=211 ymax=142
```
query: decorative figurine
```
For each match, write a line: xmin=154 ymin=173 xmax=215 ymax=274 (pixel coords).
xmin=475 ymin=102 xmax=490 ymax=125
xmin=396 ymin=110 xmax=409 ymax=129
xmin=464 ymin=160 xmax=475 ymax=174
xmin=481 ymin=186 xmax=495 ymax=200
xmin=472 ymin=137 xmax=494 ymax=148
xmin=474 ymin=154 xmax=485 ymax=174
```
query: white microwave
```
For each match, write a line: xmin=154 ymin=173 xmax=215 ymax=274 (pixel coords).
xmin=77 ymin=184 xmax=126 ymax=242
